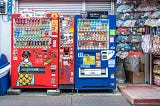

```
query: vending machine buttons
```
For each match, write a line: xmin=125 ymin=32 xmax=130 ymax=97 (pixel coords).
xmin=101 ymin=51 xmax=108 ymax=60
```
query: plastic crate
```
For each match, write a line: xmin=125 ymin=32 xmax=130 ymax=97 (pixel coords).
xmin=0 ymin=54 xmax=10 ymax=96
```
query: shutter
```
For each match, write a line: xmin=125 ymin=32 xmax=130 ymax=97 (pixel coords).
xmin=114 ymin=1 xmax=118 ymax=14
xmin=85 ymin=0 xmax=112 ymax=14
xmin=18 ymin=0 xmax=83 ymax=15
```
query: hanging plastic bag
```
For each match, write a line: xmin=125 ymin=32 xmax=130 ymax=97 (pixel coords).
xmin=141 ymin=34 xmax=152 ymax=53
xmin=116 ymin=63 xmax=126 ymax=84
xmin=124 ymin=57 xmax=140 ymax=72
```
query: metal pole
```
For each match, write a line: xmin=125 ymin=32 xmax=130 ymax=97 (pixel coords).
xmin=82 ymin=0 xmax=86 ymax=11
xmin=144 ymin=53 xmax=150 ymax=84
xmin=15 ymin=0 xmax=19 ymax=13
xmin=111 ymin=0 xmax=115 ymax=15
xmin=149 ymin=53 xmax=153 ymax=85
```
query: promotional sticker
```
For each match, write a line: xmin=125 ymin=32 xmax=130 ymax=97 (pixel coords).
xmin=108 ymin=59 xmax=115 ymax=67
xmin=110 ymin=36 xmax=114 ymax=43
xmin=83 ymin=55 xmax=95 ymax=65
xmin=96 ymin=61 xmax=101 ymax=67
xmin=111 ymin=73 xmax=115 ymax=78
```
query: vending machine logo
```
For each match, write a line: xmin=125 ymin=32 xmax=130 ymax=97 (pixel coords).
xmin=19 ymin=9 xmax=47 ymax=17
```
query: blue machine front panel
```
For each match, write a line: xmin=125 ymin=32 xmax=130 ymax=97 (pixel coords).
xmin=75 ymin=15 xmax=116 ymax=90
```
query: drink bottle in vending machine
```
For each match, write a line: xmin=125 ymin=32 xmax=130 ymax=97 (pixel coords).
xmin=59 ymin=15 xmax=75 ymax=89
xmin=11 ymin=13 xmax=59 ymax=88
xmin=75 ymin=12 xmax=116 ymax=90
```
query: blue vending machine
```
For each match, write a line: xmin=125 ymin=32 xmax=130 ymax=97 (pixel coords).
xmin=75 ymin=12 xmax=116 ymax=90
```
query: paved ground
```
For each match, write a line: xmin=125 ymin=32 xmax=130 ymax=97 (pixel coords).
xmin=0 ymin=95 xmax=131 ymax=106
xmin=0 ymin=90 xmax=131 ymax=106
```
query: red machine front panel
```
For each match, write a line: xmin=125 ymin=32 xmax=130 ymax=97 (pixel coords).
xmin=59 ymin=15 xmax=75 ymax=87
xmin=11 ymin=13 xmax=59 ymax=88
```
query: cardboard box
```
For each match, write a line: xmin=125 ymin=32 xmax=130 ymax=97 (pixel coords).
xmin=126 ymin=71 xmax=145 ymax=84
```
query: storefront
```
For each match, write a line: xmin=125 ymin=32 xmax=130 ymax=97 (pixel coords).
xmin=116 ymin=0 xmax=160 ymax=86
xmin=1 ymin=0 xmax=159 ymax=89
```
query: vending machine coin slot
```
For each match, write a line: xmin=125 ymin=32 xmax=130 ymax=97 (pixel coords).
xmin=51 ymin=65 xmax=56 ymax=73
xmin=101 ymin=51 xmax=107 ymax=60
xmin=20 ymin=67 xmax=45 ymax=74
xmin=64 ymin=47 xmax=69 ymax=55
xmin=60 ymin=34 xmax=65 ymax=39
xmin=101 ymin=69 xmax=106 ymax=75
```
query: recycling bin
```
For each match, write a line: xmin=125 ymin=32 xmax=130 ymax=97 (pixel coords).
xmin=0 ymin=54 xmax=10 ymax=96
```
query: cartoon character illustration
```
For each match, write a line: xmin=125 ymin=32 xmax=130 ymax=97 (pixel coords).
xmin=16 ymin=50 xmax=34 ymax=86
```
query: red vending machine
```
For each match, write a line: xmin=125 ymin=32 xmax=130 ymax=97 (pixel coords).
xmin=59 ymin=15 xmax=75 ymax=89
xmin=11 ymin=13 xmax=59 ymax=88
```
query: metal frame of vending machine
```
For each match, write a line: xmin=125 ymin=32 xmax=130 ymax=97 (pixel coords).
xmin=75 ymin=13 xmax=116 ymax=90
xmin=59 ymin=15 xmax=75 ymax=89
xmin=11 ymin=13 xmax=59 ymax=88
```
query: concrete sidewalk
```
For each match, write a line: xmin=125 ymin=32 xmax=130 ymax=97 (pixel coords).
xmin=0 ymin=94 xmax=131 ymax=106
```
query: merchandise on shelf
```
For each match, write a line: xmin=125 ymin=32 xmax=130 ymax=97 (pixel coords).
xmin=116 ymin=0 xmax=160 ymax=86
xmin=151 ymin=27 xmax=160 ymax=54
xmin=115 ymin=0 xmax=160 ymax=59
xmin=154 ymin=75 xmax=160 ymax=86
xmin=153 ymin=65 xmax=160 ymax=74
xmin=137 ymin=2 xmax=159 ymax=12
xmin=153 ymin=53 xmax=160 ymax=86
xmin=116 ymin=27 xmax=131 ymax=35
xmin=117 ymin=4 xmax=134 ymax=13
xmin=116 ymin=51 xmax=128 ymax=59
xmin=153 ymin=54 xmax=160 ymax=86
